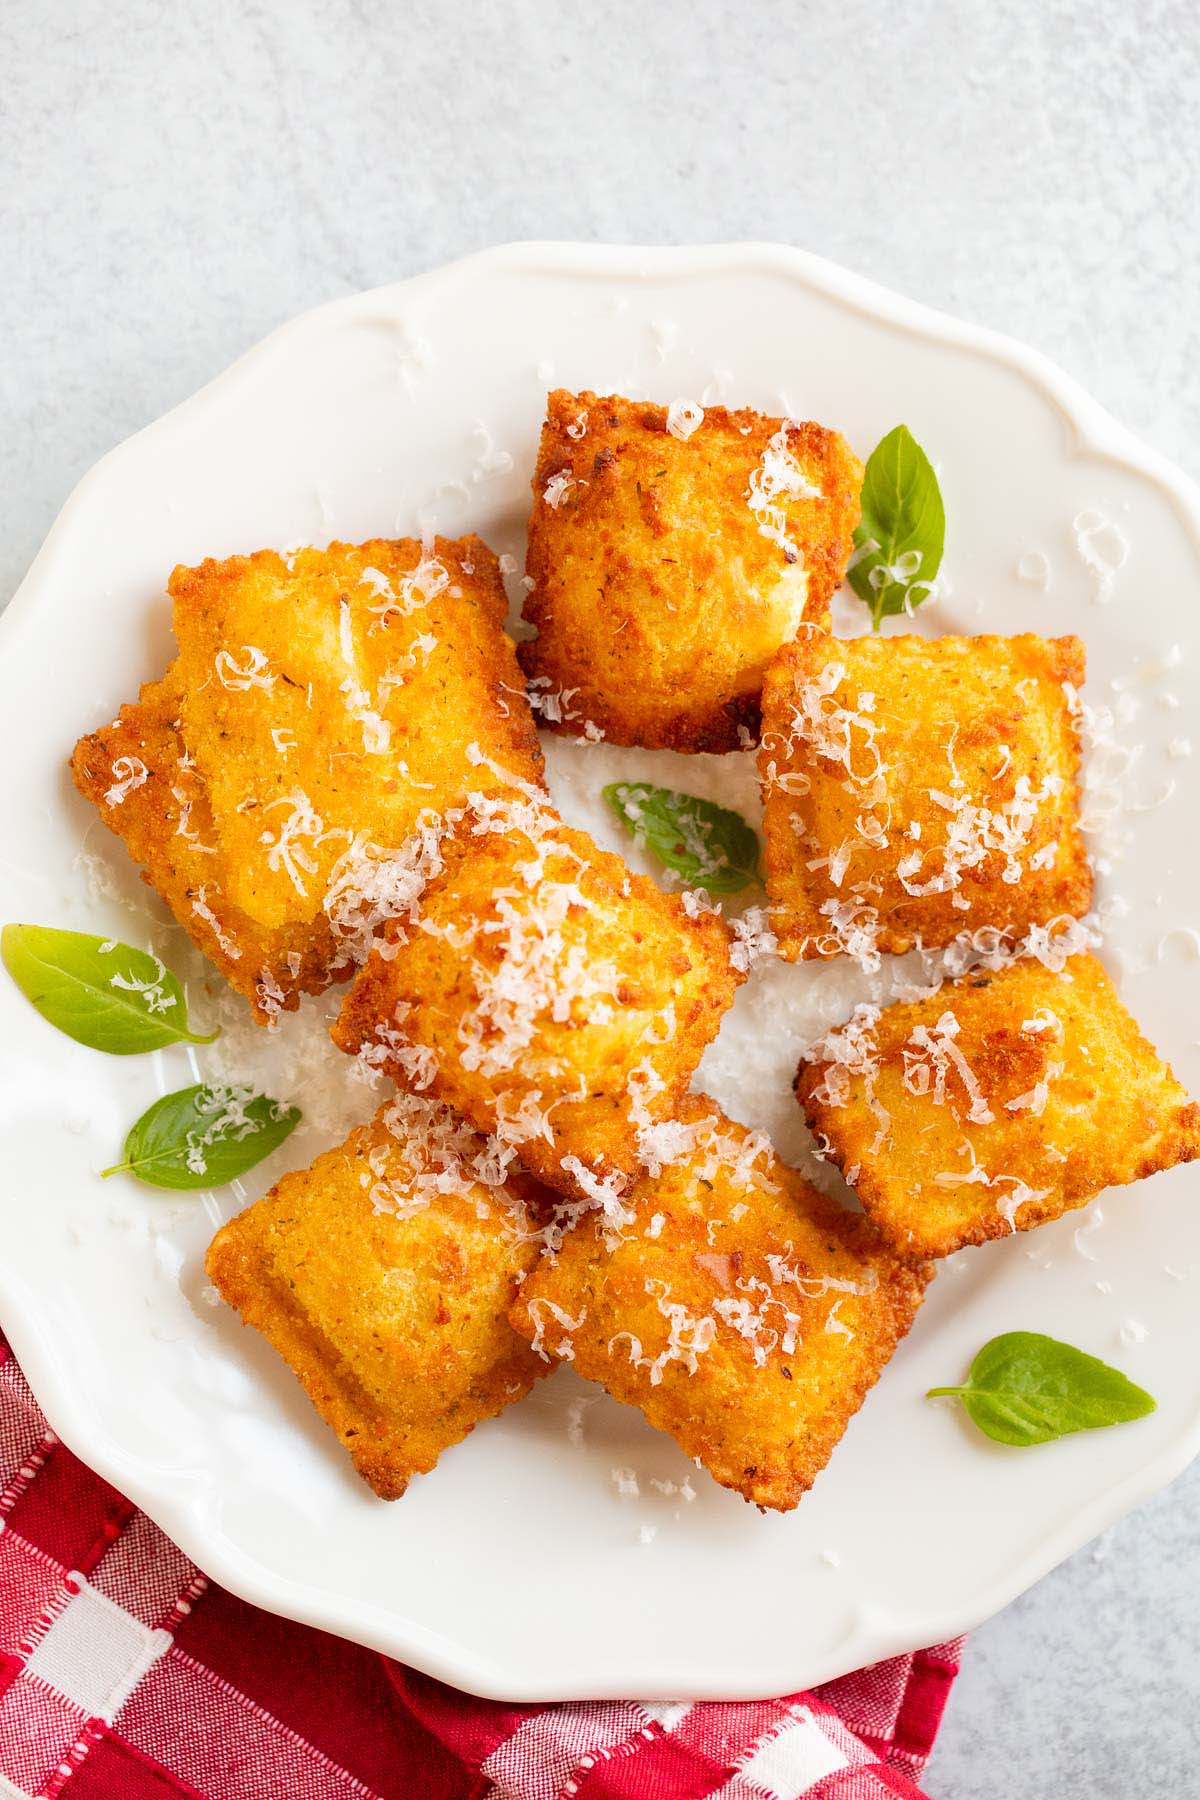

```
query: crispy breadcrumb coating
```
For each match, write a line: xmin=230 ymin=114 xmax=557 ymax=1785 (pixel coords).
xmin=520 ymin=390 xmax=862 ymax=752
xmin=759 ymin=633 xmax=1092 ymax=964
xmin=206 ymin=1096 xmax=550 ymax=1498
xmin=510 ymin=1095 xmax=929 ymax=1510
xmin=332 ymin=789 xmax=742 ymax=1204
xmin=797 ymin=953 xmax=1200 ymax=1260
xmin=71 ymin=536 xmax=542 ymax=1022
xmin=71 ymin=675 xmax=338 ymax=1014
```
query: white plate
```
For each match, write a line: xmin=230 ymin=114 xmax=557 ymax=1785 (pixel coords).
xmin=2 ymin=243 xmax=1200 ymax=1702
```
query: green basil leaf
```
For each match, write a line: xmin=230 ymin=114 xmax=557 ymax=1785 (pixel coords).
xmin=928 ymin=1330 xmax=1156 ymax=1447
xmin=103 ymin=1084 xmax=300 ymax=1190
xmin=602 ymin=783 xmax=762 ymax=894
xmin=2 ymin=925 xmax=217 ymax=1054
xmin=848 ymin=424 xmax=945 ymax=629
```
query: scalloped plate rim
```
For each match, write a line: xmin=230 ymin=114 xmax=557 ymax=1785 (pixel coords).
xmin=3 ymin=240 xmax=1199 ymax=1701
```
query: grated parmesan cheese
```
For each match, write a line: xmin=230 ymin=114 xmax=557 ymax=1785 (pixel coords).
xmin=896 ymin=775 xmax=1063 ymax=895
xmin=1016 ymin=550 xmax=1052 ymax=591
xmin=258 ymin=791 xmax=328 ymax=898
xmin=1072 ymin=509 xmax=1129 ymax=605
xmin=902 ymin=1011 xmax=994 ymax=1124
xmin=665 ymin=399 xmax=704 ymax=440
xmin=746 ymin=421 xmax=821 ymax=562
xmin=103 ymin=756 xmax=148 ymax=806
xmin=729 ymin=907 xmax=778 ymax=973
xmin=192 ymin=887 xmax=241 ymax=960
xmin=543 ymin=471 xmax=577 ymax=510
xmin=215 ymin=645 xmax=274 ymax=691
xmin=524 ymin=1297 xmax=587 ymax=1362
xmin=323 ymin=811 xmax=448 ymax=965
xmin=932 ymin=1138 xmax=1051 ymax=1230
xmin=469 ymin=422 xmax=514 ymax=482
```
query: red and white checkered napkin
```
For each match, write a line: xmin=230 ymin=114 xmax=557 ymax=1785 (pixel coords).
xmin=0 ymin=1335 xmax=961 ymax=1799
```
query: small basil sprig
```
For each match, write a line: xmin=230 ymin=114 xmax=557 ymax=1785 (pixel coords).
xmin=602 ymin=783 xmax=762 ymax=895
xmin=928 ymin=1331 xmax=1156 ymax=1447
xmin=2 ymin=925 xmax=216 ymax=1054
xmin=848 ymin=424 xmax=945 ymax=629
xmin=103 ymin=1083 xmax=300 ymax=1190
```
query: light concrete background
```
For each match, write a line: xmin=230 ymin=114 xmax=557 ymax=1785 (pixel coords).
xmin=3 ymin=2 xmax=1198 ymax=1792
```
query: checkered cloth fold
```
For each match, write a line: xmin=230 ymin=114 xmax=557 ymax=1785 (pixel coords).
xmin=0 ymin=1336 xmax=960 ymax=1798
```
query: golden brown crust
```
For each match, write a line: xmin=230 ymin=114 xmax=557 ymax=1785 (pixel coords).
xmin=71 ymin=536 xmax=542 ymax=1023
xmin=797 ymin=952 xmax=1200 ymax=1261
xmin=760 ymin=633 xmax=1092 ymax=963
xmin=519 ymin=390 xmax=862 ymax=752
xmin=332 ymin=802 xmax=742 ymax=1202
xmin=171 ymin=535 xmax=544 ymax=932
xmin=205 ymin=1100 xmax=550 ymax=1498
xmin=70 ymin=676 xmax=335 ymax=1019
xmin=509 ymin=1095 xmax=929 ymax=1510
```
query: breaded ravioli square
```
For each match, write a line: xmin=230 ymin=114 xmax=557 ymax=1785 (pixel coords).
xmin=797 ymin=952 xmax=1200 ymax=1261
xmin=332 ymin=786 xmax=742 ymax=1205
xmin=170 ymin=535 xmax=543 ymax=945
xmin=519 ymin=390 xmax=863 ymax=753
xmin=509 ymin=1096 xmax=929 ymax=1510
xmin=205 ymin=1095 xmax=549 ymax=1498
xmin=759 ymin=634 xmax=1092 ymax=964
xmin=72 ymin=535 xmax=543 ymax=1022
xmin=71 ymin=675 xmax=337 ymax=1014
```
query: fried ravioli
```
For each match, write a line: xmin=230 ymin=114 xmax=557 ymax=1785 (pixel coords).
xmin=332 ymin=787 xmax=742 ymax=1204
xmin=519 ymin=390 xmax=863 ymax=753
xmin=797 ymin=952 xmax=1200 ymax=1260
xmin=72 ymin=536 xmax=542 ymax=1022
xmin=205 ymin=1095 xmax=549 ymax=1498
xmin=509 ymin=1096 xmax=929 ymax=1510
xmin=71 ymin=675 xmax=338 ymax=1013
xmin=759 ymin=633 xmax=1091 ymax=964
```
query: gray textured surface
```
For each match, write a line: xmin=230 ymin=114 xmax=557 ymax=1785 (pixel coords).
xmin=3 ymin=2 xmax=1199 ymax=1792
